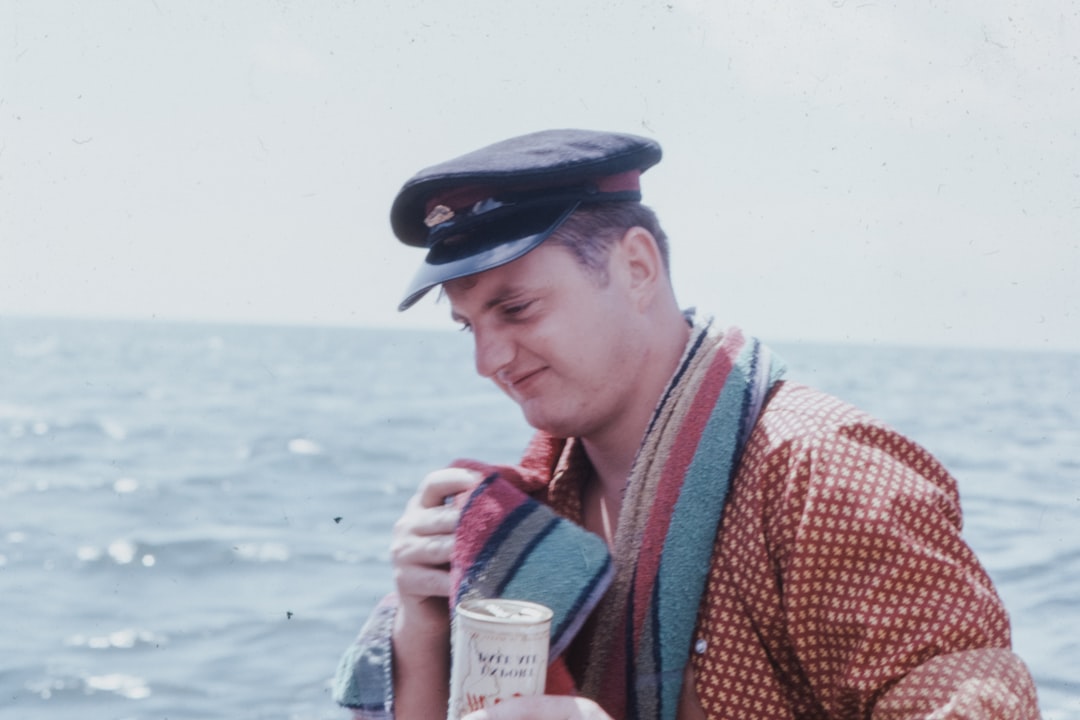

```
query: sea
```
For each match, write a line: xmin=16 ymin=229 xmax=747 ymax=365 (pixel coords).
xmin=1 ymin=316 xmax=1077 ymax=720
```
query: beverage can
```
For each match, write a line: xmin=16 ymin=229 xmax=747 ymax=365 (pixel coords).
xmin=447 ymin=598 xmax=552 ymax=720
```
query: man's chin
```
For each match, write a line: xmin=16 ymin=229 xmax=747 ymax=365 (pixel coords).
xmin=518 ymin=405 xmax=570 ymax=433
xmin=519 ymin=408 xmax=580 ymax=440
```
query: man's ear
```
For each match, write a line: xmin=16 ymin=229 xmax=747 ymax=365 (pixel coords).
xmin=617 ymin=226 xmax=665 ymax=309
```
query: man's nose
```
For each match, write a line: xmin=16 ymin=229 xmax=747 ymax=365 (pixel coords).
xmin=473 ymin=327 xmax=515 ymax=379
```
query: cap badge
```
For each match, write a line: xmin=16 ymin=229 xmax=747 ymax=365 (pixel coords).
xmin=424 ymin=204 xmax=455 ymax=228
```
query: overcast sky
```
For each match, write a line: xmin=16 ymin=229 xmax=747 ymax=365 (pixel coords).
xmin=2 ymin=1 xmax=1077 ymax=350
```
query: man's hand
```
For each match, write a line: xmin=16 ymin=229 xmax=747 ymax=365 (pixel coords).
xmin=390 ymin=467 xmax=481 ymax=635
xmin=391 ymin=468 xmax=480 ymax=613
xmin=462 ymin=696 xmax=613 ymax=720
xmin=389 ymin=467 xmax=481 ymax=719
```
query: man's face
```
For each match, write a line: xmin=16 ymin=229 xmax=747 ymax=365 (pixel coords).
xmin=445 ymin=240 xmax=644 ymax=440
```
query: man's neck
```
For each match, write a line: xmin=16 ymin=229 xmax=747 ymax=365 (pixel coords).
xmin=581 ymin=311 xmax=691 ymax=507
xmin=580 ymin=437 xmax=638 ymax=500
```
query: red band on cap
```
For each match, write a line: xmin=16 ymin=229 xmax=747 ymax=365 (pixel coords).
xmin=593 ymin=169 xmax=642 ymax=194
xmin=424 ymin=169 xmax=643 ymax=217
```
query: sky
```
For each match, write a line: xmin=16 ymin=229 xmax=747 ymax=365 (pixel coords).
xmin=2 ymin=0 xmax=1077 ymax=351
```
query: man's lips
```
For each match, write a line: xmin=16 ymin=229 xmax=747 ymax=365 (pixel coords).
xmin=503 ymin=367 xmax=547 ymax=392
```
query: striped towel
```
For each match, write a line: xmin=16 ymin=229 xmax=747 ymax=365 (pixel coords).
xmin=448 ymin=321 xmax=783 ymax=719
xmin=448 ymin=462 xmax=614 ymax=694
xmin=580 ymin=322 xmax=784 ymax=719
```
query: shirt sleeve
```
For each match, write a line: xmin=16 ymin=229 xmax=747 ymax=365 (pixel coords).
xmin=332 ymin=594 xmax=398 ymax=720
xmin=771 ymin=415 xmax=1038 ymax=718
xmin=872 ymin=648 xmax=1038 ymax=719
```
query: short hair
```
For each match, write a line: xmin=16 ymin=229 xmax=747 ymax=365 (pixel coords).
xmin=547 ymin=202 xmax=670 ymax=284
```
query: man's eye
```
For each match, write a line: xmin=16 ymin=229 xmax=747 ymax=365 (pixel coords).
xmin=504 ymin=301 xmax=532 ymax=316
xmin=457 ymin=322 xmax=473 ymax=333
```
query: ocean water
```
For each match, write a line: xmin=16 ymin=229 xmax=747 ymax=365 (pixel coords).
xmin=1 ymin=316 xmax=1077 ymax=719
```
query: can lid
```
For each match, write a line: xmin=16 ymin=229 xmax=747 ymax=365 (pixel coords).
xmin=456 ymin=599 xmax=553 ymax=624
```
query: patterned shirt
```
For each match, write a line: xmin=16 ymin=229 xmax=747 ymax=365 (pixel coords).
xmin=543 ymin=382 xmax=1037 ymax=717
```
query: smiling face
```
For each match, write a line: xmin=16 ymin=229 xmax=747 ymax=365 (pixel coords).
xmin=445 ymin=238 xmax=652 ymax=442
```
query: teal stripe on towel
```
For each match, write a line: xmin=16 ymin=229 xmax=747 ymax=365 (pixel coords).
xmin=501 ymin=517 xmax=612 ymax=654
xmin=653 ymin=340 xmax=755 ymax=717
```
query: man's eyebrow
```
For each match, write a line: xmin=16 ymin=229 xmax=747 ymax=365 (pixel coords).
xmin=448 ymin=285 xmax=532 ymax=323
xmin=483 ymin=286 xmax=527 ymax=311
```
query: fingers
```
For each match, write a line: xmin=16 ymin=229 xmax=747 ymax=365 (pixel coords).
xmin=394 ymin=502 xmax=459 ymax=539
xmin=390 ymin=467 xmax=483 ymax=602
xmin=462 ymin=695 xmax=612 ymax=720
xmin=395 ymin=467 xmax=483 ymax=539
xmin=391 ymin=540 xmax=454 ymax=597
xmin=417 ymin=467 xmax=484 ymax=508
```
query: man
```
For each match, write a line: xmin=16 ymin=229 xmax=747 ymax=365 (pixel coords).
xmin=334 ymin=129 xmax=1038 ymax=719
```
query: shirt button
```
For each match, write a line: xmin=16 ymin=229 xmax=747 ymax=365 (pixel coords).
xmin=694 ymin=638 xmax=707 ymax=655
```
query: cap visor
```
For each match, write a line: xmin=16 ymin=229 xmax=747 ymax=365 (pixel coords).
xmin=397 ymin=201 xmax=579 ymax=311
